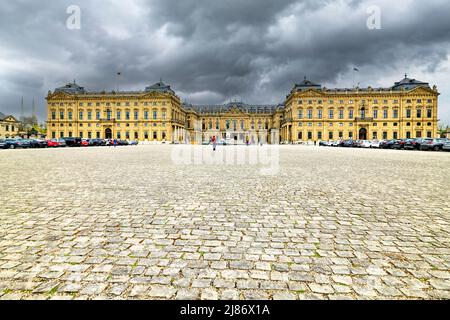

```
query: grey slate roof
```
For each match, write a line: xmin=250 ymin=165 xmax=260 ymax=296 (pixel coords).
xmin=145 ymin=81 xmax=175 ymax=94
xmin=183 ymin=101 xmax=280 ymax=114
xmin=292 ymin=76 xmax=431 ymax=93
xmin=53 ymin=81 xmax=176 ymax=96
xmin=54 ymin=82 xmax=86 ymax=94
xmin=391 ymin=77 xmax=430 ymax=91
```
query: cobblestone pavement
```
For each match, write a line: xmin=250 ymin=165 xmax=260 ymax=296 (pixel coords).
xmin=0 ymin=145 xmax=449 ymax=300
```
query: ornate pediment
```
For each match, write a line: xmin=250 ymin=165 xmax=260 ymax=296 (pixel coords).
xmin=405 ymin=86 xmax=439 ymax=96
xmin=141 ymin=91 xmax=170 ymax=99
xmin=47 ymin=91 xmax=73 ymax=100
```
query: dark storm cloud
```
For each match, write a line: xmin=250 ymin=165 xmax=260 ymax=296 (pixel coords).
xmin=0 ymin=0 xmax=450 ymax=123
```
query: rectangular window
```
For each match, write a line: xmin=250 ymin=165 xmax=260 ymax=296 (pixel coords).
xmin=416 ymin=131 xmax=422 ymax=138
xmin=406 ymin=132 xmax=411 ymax=139
xmin=383 ymin=132 xmax=388 ymax=140
xmin=88 ymin=132 xmax=92 ymax=139
xmin=68 ymin=132 xmax=72 ymax=138
xmin=349 ymin=132 xmax=353 ymax=139
xmin=144 ymin=111 xmax=149 ymax=120
xmin=307 ymin=109 xmax=313 ymax=119
xmin=153 ymin=132 xmax=158 ymax=140
xmin=328 ymin=132 xmax=333 ymax=140
xmin=317 ymin=132 xmax=322 ymax=140
xmin=318 ymin=109 xmax=323 ymax=119
xmin=307 ymin=132 xmax=312 ymax=140
xmin=383 ymin=110 xmax=388 ymax=119
xmin=126 ymin=111 xmax=130 ymax=120
xmin=349 ymin=109 xmax=354 ymax=119
xmin=60 ymin=111 xmax=64 ymax=120
xmin=427 ymin=109 xmax=432 ymax=118
xmin=406 ymin=109 xmax=411 ymax=118
xmin=339 ymin=109 xmax=344 ymax=119
xmin=153 ymin=111 xmax=158 ymax=120
xmin=393 ymin=109 xmax=398 ymax=119
xmin=80 ymin=132 xmax=83 ymax=138
xmin=117 ymin=111 xmax=121 ymax=120
xmin=134 ymin=111 xmax=139 ymax=120
xmin=298 ymin=109 xmax=303 ymax=119
xmin=52 ymin=132 xmax=56 ymax=138
xmin=52 ymin=111 xmax=56 ymax=120
xmin=96 ymin=111 xmax=101 ymax=120
xmin=427 ymin=131 xmax=432 ymax=138
xmin=68 ymin=111 xmax=73 ymax=120
xmin=87 ymin=111 xmax=92 ymax=120
xmin=373 ymin=110 xmax=378 ymax=119
xmin=372 ymin=132 xmax=377 ymax=140
xmin=329 ymin=109 xmax=334 ymax=119
xmin=79 ymin=111 xmax=83 ymax=120
xmin=393 ymin=132 xmax=398 ymax=139
xmin=417 ymin=109 xmax=422 ymax=118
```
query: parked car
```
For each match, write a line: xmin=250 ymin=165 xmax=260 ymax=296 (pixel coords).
xmin=370 ymin=140 xmax=381 ymax=148
xmin=81 ymin=139 xmax=89 ymax=147
xmin=419 ymin=138 xmax=445 ymax=151
xmin=63 ymin=137 xmax=82 ymax=147
xmin=57 ymin=139 xmax=67 ymax=147
xmin=1 ymin=139 xmax=29 ymax=149
xmin=443 ymin=140 xmax=450 ymax=152
xmin=129 ymin=140 xmax=139 ymax=146
xmin=47 ymin=139 xmax=60 ymax=148
xmin=380 ymin=140 xmax=396 ymax=149
xmin=404 ymin=138 xmax=421 ymax=150
xmin=89 ymin=138 xmax=105 ymax=146
xmin=391 ymin=139 xmax=407 ymax=150
xmin=30 ymin=139 xmax=48 ymax=148
xmin=16 ymin=139 xmax=32 ymax=148
xmin=360 ymin=140 xmax=372 ymax=148
xmin=0 ymin=139 xmax=6 ymax=149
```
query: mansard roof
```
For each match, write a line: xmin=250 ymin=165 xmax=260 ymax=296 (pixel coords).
xmin=391 ymin=76 xmax=430 ymax=91
xmin=290 ymin=75 xmax=434 ymax=96
xmin=293 ymin=78 xmax=322 ymax=91
xmin=145 ymin=80 xmax=175 ymax=94
xmin=54 ymin=82 xmax=86 ymax=94
xmin=50 ymin=80 xmax=177 ymax=97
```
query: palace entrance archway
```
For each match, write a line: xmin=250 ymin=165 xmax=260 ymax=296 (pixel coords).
xmin=105 ymin=128 xmax=112 ymax=139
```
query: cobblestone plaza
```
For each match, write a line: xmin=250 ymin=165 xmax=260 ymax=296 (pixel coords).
xmin=0 ymin=146 xmax=449 ymax=300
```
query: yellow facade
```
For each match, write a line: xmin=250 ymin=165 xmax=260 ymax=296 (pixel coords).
xmin=0 ymin=113 xmax=20 ymax=139
xmin=282 ymin=78 xmax=439 ymax=142
xmin=46 ymin=76 xmax=439 ymax=143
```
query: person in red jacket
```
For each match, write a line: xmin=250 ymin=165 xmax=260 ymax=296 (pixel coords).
xmin=212 ymin=136 xmax=217 ymax=151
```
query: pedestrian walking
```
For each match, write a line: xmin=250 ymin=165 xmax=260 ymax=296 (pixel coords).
xmin=212 ymin=136 xmax=217 ymax=151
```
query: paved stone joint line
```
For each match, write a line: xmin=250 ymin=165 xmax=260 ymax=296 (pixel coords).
xmin=0 ymin=146 xmax=449 ymax=300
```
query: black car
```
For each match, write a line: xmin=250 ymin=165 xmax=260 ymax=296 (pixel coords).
xmin=404 ymin=138 xmax=421 ymax=150
xmin=1 ymin=139 xmax=29 ymax=149
xmin=63 ymin=137 xmax=82 ymax=147
xmin=391 ymin=139 xmax=407 ymax=150
xmin=30 ymin=139 xmax=48 ymax=148
xmin=380 ymin=140 xmax=396 ymax=149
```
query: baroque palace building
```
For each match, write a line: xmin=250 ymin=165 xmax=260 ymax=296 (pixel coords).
xmin=0 ymin=112 xmax=20 ymax=139
xmin=46 ymin=75 xmax=439 ymax=143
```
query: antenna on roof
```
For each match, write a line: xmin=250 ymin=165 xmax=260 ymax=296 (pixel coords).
xmin=405 ymin=73 xmax=408 ymax=78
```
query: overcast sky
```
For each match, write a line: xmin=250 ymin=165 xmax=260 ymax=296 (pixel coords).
xmin=0 ymin=0 xmax=450 ymax=124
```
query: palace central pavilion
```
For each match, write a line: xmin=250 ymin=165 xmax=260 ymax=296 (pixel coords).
xmin=46 ymin=76 xmax=439 ymax=143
